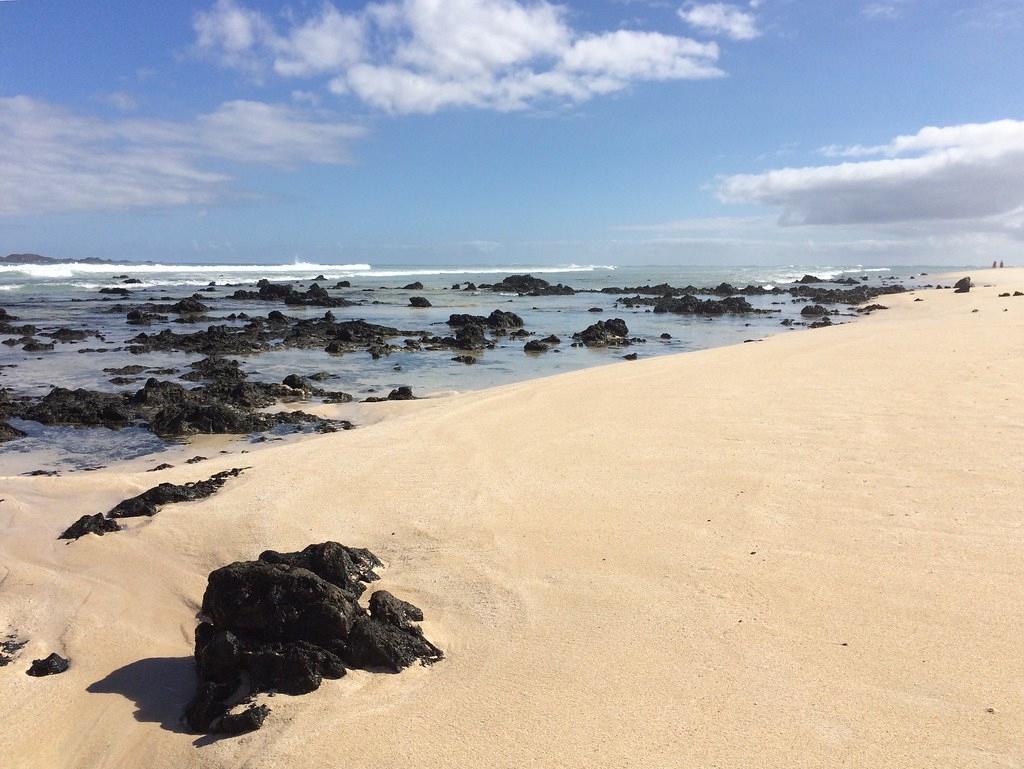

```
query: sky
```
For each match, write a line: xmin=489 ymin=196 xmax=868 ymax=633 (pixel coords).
xmin=1 ymin=0 xmax=1023 ymax=266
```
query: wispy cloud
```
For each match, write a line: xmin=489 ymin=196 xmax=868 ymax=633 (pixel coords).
xmin=0 ymin=96 xmax=365 ymax=215
xmin=677 ymin=2 xmax=761 ymax=41
xmin=192 ymin=0 xmax=724 ymax=114
xmin=861 ymin=2 xmax=905 ymax=20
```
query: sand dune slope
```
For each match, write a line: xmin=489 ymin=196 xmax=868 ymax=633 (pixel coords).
xmin=1 ymin=270 xmax=1022 ymax=768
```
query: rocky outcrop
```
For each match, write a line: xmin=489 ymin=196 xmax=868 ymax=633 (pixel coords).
xmin=800 ymin=304 xmax=828 ymax=317
xmin=573 ymin=319 xmax=630 ymax=347
xmin=185 ymin=543 xmax=442 ymax=735
xmin=229 ymin=280 xmax=355 ymax=308
xmin=17 ymin=388 xmax=136 ymax=428
xmin=953 ymin=277 xmax=972 ymax=293
xmin=409 ymin=297 xmax=432 ymax=308
xmin=447 ymin=310 xmax=524 ymax=331
xmin=59 ymin=513 xmax=122 ymax=540
xmin=58 ymin=469 xmax=247 ymax=540
xmin=485 ymin=274 xmax=574 ymax=296
xmin=106 ymin=468 xmax=246 ymax=519
xmin=364 ymin=386 xmax=415 ymax=403
xmin=651 ymin=295 xmax=762 ymax=315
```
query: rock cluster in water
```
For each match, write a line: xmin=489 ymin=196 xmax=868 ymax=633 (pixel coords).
xmin=4 ymin=362 xmax=351 ymax=439
xmin=185 ymin=542 xmax=442 ymax=735
xmin=573 ymin=318 xmax=631 ymax=347
xmin=481 ymin=274 xmax=575 ymax=296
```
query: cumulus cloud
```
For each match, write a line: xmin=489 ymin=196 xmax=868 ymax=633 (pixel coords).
xmin=678 ymin=2 xmax=761 ymax=41
xmin=0 ymin=96 xmax=364 ymax=215
xmin=717 ymin=119 xmax=1024 ymax=228
xmin=193 ymin=0 xmax=724 ymax=114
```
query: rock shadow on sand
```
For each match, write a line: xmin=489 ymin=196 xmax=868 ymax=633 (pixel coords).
xmin=87 ymin=656 xmax=195 ymax=734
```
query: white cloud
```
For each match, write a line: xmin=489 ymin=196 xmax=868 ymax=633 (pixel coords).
xmin=717 ymin=119 xmax=1024 ymax=229
xmin=678 ymin=2 xmax=760 ymax=41
xmin=193 ymin=0 xmax=724 ymax=114
xmin=272 ymin=5 xmax=365 ymax=77
xmin=0 ymin=96 xmax=365 ymax=215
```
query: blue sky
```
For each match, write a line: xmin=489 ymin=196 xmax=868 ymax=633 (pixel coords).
xmin=1 ymin=0 xmax=1023 ymax=265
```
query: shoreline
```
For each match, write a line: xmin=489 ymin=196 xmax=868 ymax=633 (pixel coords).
xmin=1 ymin=268 xmax=1022 ymax=768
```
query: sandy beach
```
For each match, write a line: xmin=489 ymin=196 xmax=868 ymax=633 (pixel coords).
xmin=1 ymin=269 xmax=1022 ymax=768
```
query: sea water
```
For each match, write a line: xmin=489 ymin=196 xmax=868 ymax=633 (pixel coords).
xmin=0 ymin=261 xmax=958 ymax=470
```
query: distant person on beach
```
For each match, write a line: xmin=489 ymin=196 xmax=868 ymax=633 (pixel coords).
xmin=999 ymin=260 xmax=1004 ymax=268
xmin=993 ymin=260 xmax=998 ymax=268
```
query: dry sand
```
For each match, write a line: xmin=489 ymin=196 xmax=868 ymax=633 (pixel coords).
xmin=1 ymin=269 xmax=1022 ymax=769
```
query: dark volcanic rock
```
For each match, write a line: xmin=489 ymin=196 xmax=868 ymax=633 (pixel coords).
xmin=800 ymin=304 xmax=828 ymax=317
xmin=344 ymin=592 xmax=443 ymax=672
xmin=170 ymin=296 xmax=210 ymax=314
xmin=953 ymin=277 xmax=972 ymax=293
xmin=185 ymin=543 xmax=441 ymax=734
xmin=487 ymin=274 xmax=574 ymax=296
xmin=22 ymin=340 xmax=55 ymax=352
xmin=0 ymin=421 xmax=26 ymax=442
xmin=18 ymin=388 xmax=135 ymax=428
xmin=230 ymin=279 xmax=354 ymax=308
xmin=573 ymin=318 xmax=630 ymax=347
xmin=59 ymin=513 xmax=121 ymax=540
xmin=454 ymin=323 xmax=488 ymax=350
xmin=364 ymin=386 xmax=415 ymax=403
xmin=107 ymin=468 xmax=246 ymax=519
xmin=402 ymin=282 xmax=424 ymax=290
xmin=42 ymin=328 xmax=97 ymax=343
xmin=258 ymin=542 xmax=383 ymax=599
xmin=409 ymin=296 xmax=432 ymax=308
xmin=523 ymin=340 xmax=549 ymax=353
xmin=27 ymin=653 xmax=69 ymax=676
xmin=787 ymin=283 xmax=906 ymax=305
xmin=202 ymin=560 xmax=360 ymax=646
xmin=651 ymin=295 xmax=760 ymax=315
xmin=447 ymin=309 xmax=523 ymax=331
xmin=0 ymin=635 xmax=27 ymax=666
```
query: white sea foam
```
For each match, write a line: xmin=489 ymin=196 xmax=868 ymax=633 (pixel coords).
xmin=0 ymin=261 xmax=616 ymax=281
xmin=764 ymin=266 xmax=891 ymax=283
xmin=0 ymin=261 xmax=373 ymax=279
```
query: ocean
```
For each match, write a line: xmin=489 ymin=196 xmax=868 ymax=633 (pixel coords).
xmin=0 ymin=261 xmax=951 ymax=471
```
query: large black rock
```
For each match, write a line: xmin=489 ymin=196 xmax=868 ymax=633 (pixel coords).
xmin=202 ymin=561 xmax=361 ymax=645
xmin=185 ymin=543 xmax=442 ymax=735
xmin=487 ymin=274 xmax=574 ymax=296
